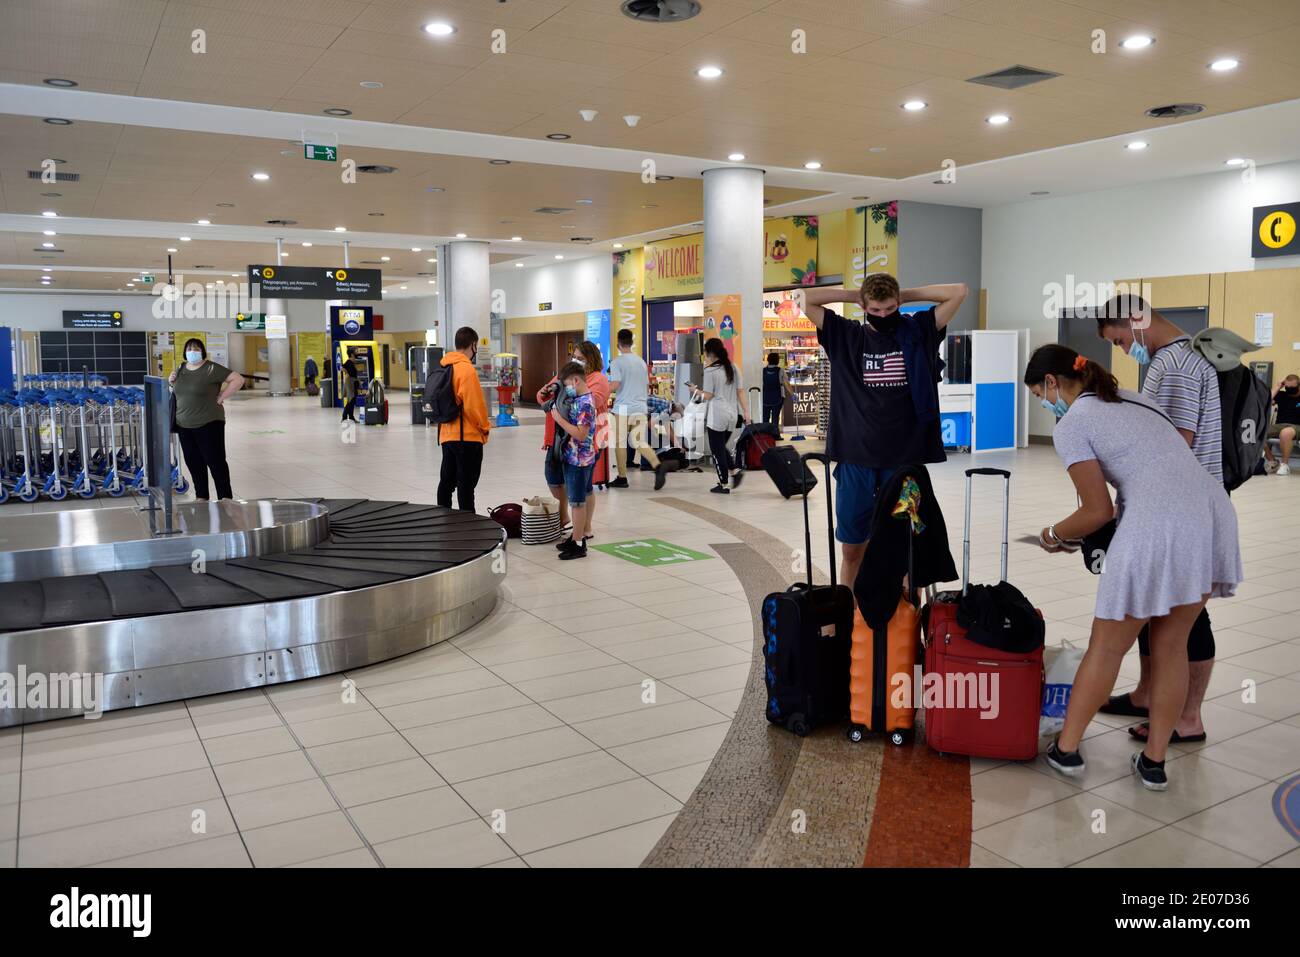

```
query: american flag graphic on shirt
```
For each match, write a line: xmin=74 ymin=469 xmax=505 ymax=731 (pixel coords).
xmin=863 ymin=350 xmax=907 ymax=388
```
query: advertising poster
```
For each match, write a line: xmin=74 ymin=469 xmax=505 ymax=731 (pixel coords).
xmin=297 ymin=332 xmax=328 ymax=384
xmin=585 ymin=309 xmax=611 ymax=367
xmin=642 ymin=234 xmax=703 ymax=299
xmin=703 ymin=293 xmax=742 ymax=367
xmin=611 ymin=248 xmax=644 ymax=356
xmin=843 ymin=206 xmax=867 ymax=323
xmin=866 ymin=201 xmax=899 ymax=280
xmin=763 ymin=215 xmax=818 ymax=287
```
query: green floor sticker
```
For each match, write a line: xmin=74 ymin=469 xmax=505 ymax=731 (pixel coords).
xmin=590 ymin=538 xmax=713 ymax=566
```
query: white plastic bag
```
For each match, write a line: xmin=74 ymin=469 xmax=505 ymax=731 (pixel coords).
xmin=1040 ymin=639 xmax=1083 ymax=737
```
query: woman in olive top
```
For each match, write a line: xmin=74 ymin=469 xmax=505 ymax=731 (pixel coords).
xmin=168 ymin=338 xmax=244 ymax=500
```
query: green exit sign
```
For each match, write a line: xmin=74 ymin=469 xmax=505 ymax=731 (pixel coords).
xmin=140 ymin=275 xmax=154 ymax=284
xmin=304 ymin=144 xmax=337 ymax=162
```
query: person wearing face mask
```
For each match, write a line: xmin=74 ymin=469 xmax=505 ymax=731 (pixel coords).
xmin=550 ymin=362 xmax=599 ymax=560
xmin=168 ymin=337 xmax=244 ymax=500
xmin=688 ymin=337 xmax=751 ymax=493
xmin=795 ymin=273 xmax=968 ymax=591
xmin=1096 ymin=293 xmax=1225 ymax=746
xmin=1265 ymin=373 xmax=1299 ymax=475
xmin=1025 ymin=345 xmax=1241 ymax=791
xmin=436 ymin=326 xmax=491 ymax=512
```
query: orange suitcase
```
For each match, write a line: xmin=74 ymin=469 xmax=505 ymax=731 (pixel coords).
xmin=848 ymin=594 xmax=921 ymax=746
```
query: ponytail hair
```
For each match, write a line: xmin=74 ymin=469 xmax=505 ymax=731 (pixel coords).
xmin=1024 ymin=344 xmax=1120 ymax=403
xmin=703 ymin=337 xmax=734 ymax=384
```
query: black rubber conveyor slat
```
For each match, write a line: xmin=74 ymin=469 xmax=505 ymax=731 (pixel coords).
xmin=98 ymin=569 xmax=185 ymax=618
xmin=327 ymin=531 xmax=502 ymax=549
xmin=201 ymin=561 xmax=339 ymax=602
xmin=151 ymin=564 xmax=265 ymax=609
xmin=269 ymin=551 xmax=443 ymax=575
xmin=306 ymin=545 xmax=462 ymax=564
xmin=317 ymin=498 xmax=367 ymax=517
xmin=225 ymin=557 xmax=402 ymax=590
xmin=0 ymin=581 xmax=45 ymax=631
xmin=324 ymin=500 xmax=407 ymax=524
xmin=42 ymin=575 xmax=114 ymax=626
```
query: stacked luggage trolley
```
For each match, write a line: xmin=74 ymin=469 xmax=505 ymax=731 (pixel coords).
xmin=0 ymin=382 xmax=188 ymax=503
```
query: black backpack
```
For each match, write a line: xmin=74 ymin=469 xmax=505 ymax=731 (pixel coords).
xmin=1217 ymin=364 xmax=1270 ymax=491
xmin=422 ymin=364 xmax=462 ymax=425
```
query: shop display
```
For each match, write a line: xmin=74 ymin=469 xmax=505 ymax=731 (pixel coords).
xmin=493 ymin=353 xmax=520 ymax=427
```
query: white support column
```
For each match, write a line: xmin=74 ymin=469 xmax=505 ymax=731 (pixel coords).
xmin=441 ymin=240 xmax=490 ymax=349
xmin=266 ymin=237 xmax=291 ymax=395
xmin=703 ymin=166 xmax=765 ymax=394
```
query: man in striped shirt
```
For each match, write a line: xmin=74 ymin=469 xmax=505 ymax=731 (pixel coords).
xmin=1095 ymin=294 xmax=1224 ymax=746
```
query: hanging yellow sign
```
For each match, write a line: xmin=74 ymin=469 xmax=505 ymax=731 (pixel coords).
xmin=643 ymin=234 xmax=703 ymax=299
xmin=843 ymin=206 xmax=867 ymax=323
xmin=763 ymin=215 xmax=819 ymax=287
xmin=612 ymin=247 xmax=644 ymax=355
xmin=866 ymin=201 xmax=899 ymax=279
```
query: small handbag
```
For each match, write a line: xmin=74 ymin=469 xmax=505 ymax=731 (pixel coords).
xmin=1080 ymin=519 xmax=1117 ymax=575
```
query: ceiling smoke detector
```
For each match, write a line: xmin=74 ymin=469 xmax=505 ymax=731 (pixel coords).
xmin=621 ymin=0 xmax=701 ymax=24
xmin=1145 ymin=103 xmax=1205 ymax=118
xmin=623 ymin=115 xmax=641 ymax=127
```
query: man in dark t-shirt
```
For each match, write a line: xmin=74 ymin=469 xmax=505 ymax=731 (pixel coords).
xmin=1266 ymin=372 xmax=1299 ymax=474
xmin=796 ymin=273 xmax=968 ymax=589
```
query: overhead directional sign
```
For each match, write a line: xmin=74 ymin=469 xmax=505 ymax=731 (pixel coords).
xmin=248 ymin=265 xmax=381 ymax=300
xmin=63 ymin=310 xmax=122 ymax=329
xmin=304 ymin=143 xmax=337 ymax=162
xmin=1253 ymin=202 xmax=1300 ymax=258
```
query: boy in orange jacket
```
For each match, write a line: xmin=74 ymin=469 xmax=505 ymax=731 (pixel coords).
xmin=437 ymin=326 xmax=491 ymax=512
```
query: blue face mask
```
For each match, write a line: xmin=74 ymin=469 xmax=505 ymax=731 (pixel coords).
xmin=1128 ymin=325 xmax=1151 ymax=366
xmin=1040 ymin=382 xmax=1069 ymax=418
xmin=564 ymin=385 xmax=577 ymax=398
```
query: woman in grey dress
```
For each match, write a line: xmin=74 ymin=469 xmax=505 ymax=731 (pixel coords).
xmin=1024 ymin=345 xmax=1241 ymax=791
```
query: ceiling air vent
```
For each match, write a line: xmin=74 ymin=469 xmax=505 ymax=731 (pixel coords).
xmin=569 ymin=237 xmax=595 ymax=243
xmin=533 ymin=207 xmax=574 ymax=215
xmin=1145 ymin=103 xmax=1205 ymax=118
xmin=967 ymin=64 xmax=1060 ymax=89
xmin=357 ymin=164 xmax=398 ymax=174
xmin=265 ymin=219 xmax=298 ymax=226
xmin=192 ymin=264 xmax=214 ymax=269
xmin=360 ymin=260 xmax=386 ymax=265
xmin=26 ymin=170 xmax=81 ymax=182
xmin=33 ymin=247 xmax=63 ymax=253
xmin=621 ymin=0 xmax=700 ymax=24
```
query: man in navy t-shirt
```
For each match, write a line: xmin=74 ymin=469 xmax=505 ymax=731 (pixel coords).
xmin=795 ymin=273 xmax=968 ymax=590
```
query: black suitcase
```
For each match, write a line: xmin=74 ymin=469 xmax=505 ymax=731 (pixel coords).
xmin=761 ymin=452 xmax=853 ymax=735
xmin=364 ymin=398 xmax=388 ymax=425
xmin=761 ymin=444 xmax=818 ymax=498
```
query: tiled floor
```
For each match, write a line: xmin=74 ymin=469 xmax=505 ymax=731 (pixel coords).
xmin=2 ymin=390 xmax=1298 ymax=867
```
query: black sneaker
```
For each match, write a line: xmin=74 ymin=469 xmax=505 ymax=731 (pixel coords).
xmin=1131 ymin=751 xmax=1168 ymax=791
xmin=710 ymin=484 xmax=730 ymax=494
xmin=558 ymin=540 xmax=587 ymax=560
xmin=1045 ymin=740 xmax=1085 ymax=777
xmin=607 ymin=477 xmax=629 ymax=489
xmin=555 ymin=536 xmax=577 ymax=551
xmin=654 ymin=463 xmax=667 ymax=491
xmin=730 ymin=469 xmax=745 ymax=490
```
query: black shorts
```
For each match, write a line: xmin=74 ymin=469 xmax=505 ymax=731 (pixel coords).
xmin=1137 ymin=607 xmax=1214 ymax=662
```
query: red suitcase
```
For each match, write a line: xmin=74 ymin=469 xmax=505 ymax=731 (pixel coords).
xmin=923 ymin=468 xmax=1044 ymax=761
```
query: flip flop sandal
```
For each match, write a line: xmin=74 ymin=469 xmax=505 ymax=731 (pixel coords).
xmin=1127 ymin=724 xmax=1208 ymax=744
xmin=1099 ymin=692 xmax=1149 ymax=718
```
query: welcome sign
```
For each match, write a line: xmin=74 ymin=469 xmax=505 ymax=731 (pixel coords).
xmin=643 ymin=234 xmax=703 ymax=299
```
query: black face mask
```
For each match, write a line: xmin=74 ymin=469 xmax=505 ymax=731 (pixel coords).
xmin=1286 ymin=386 xmax=1299 ymax=395
xmin=869 ymin=310 xmax=903 ymax=334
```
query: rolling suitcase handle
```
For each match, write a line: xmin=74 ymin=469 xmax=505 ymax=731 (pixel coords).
xmin=962 ymin=467 xmax=1011 ymax=595
xmin=800 ymin=451 xmax=837 ymax=589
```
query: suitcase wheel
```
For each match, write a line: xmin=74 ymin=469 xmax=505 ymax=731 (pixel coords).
xmin=889 ymin=730 xmax=907 ymax=747
xmin=786 ymin=713 xmax=809 ymax=737
xmin=847 ymin=725 xmax=865 ymax=744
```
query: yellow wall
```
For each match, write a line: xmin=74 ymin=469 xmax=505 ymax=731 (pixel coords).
xmin=505 ymin=312 xmax=586 ymax=337
xmin=819 ymin=209 xmax=845 ymax=278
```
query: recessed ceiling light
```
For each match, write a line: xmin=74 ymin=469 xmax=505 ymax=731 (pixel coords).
xmin=231 ymin=273 xmax=238 ymax=278
xmin=1225 ymin=157 xmax=1246 ymax=166
xmin=400 ymin=285 xmax=408 ymax=289
xmin=380 ymin=256 xmax=391 ymax=261
xmin=302 ymin=242 xmax=313 ymax=247
xmin=1126 ymin=141 xmax=1148 ymax=151
xmin=546 ymin=132 xmax=571 ymax=140
xmin=197 ymin=219 xmax=210 ymax=225
xmin=427 ymin=257 xmax=436 ymax=262
xmin=488 ymin=159 xmax=510 ymax=165
xmin=423 ymin=22 xmax=456 ymax=36
xmin=42 ymin=268 xmax=52 ymax=272
xmin=411 ymin=247 xmax=421 ymax=252
xmin=902 ymin=100 xmax=927 ymax=111
xmin=456 ymin=232 xmax=467 ymax=238
xmin=323 ymin=107 xmax=352 ymax=116
xmin=868 ymin=146 xmax=887 ymax=153
xmin=576 ymin=199 xmax=593 ymax=205
xmin=641 ymin=204 xmax=657 ymax=209
xmin=43 ymin=78 xmax=78 ymax=87
xmin=728 ymin=152 xmax=746 ymax=161
xmin=42 ymin=230 xmax=56 ymax=236
xmin=510 ymin=236 xmax=522 ymax=242
xmin=1121 ymin=35 xmax=1155 ymax=50
xmin=804 ymin=161 xmax=822 ymax=169
xmin=696 ymin=65 xmax=724 ymax=79
xmin=281 ymin=253 xmax=288 ymax=258
xmin=41 ymin=242 xmax=54 ymax=248
xmin=360 ymin=80 xmax=384 ymax=88
xmin=167 ymin=247 xmax=178 ymax=253
xmin=334 ymin=226 xmax=347 ymax=232
xmin=555 ymin=255 xmax=564 ymax=260
xmin=1209 ymin=58 xmax=1239 ymax=72
xmin=127 ymin=282 xmax=134 ymax=286
xmin=613 ymin=243 xmax=623 ymax=248
xmin=179 ymin=236 xmax=191 ymax=241
xmin=41 ymin=210 xmax=57 ymax=218
xmin=425 ymin=186 xmax=445 ymax=192
xmin=251 ymin=172 xmax=270 ymax=181
xmin=986 ymin=113 xmax=1010 ymax=125
xmin=655 ymin=175 xmax=674 ymax=182
xmin=515 ymin=263 xmax=523 ymax=268
xmin=43 ymin=117 xmax=72 ymax=125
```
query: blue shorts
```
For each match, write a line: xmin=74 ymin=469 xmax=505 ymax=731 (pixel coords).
xmin=544 ymin=455 xmax=564 ymax=490
xmin=564 ymin=462 xmax=594 ymax=506
xmin=833 ymin=463 xmax=895 ymax=545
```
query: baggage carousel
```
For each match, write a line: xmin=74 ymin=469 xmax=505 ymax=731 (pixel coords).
xmin=0 ymin=498 xmax=505 ymax=725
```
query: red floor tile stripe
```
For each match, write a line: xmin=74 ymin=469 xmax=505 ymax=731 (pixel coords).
xmin=862 ymin=738 xmax=972 ymax=868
